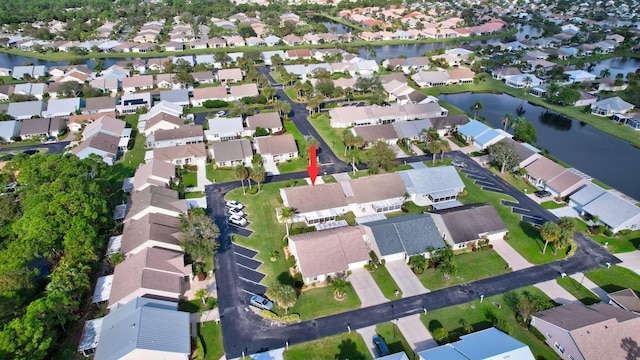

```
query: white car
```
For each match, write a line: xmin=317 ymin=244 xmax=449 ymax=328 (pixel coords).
xmin=229 ymin=215 xmax=247 ymax=227
xmin=216 ymin=110 xmax=226 ymax=117
xmin=229 ymin=207 xmax=245 ymax=217
xmin=226 ymin=200 xmax=244 ymax=210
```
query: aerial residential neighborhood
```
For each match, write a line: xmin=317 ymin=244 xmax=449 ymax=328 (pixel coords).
xmin=1 ymin=0 xmax=640 ymax=359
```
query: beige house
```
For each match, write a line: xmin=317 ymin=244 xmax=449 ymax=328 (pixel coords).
xmin=211 ymin=139 xmax=253 ymax=167
xmin=254 ymin=134 xmax=298 ymax=163
xmin=132 ymin=159 xmax=176 ymax=191
xmin=124 ymin=186 xmax=186 ymax=222
xmin=121 ymin=213 xmax=181 ymax=255
xmin=151 ymin=143 xmax=208 ymax=165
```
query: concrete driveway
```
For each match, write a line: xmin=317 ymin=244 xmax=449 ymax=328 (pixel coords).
xmin=385 ymin=260 xmax=428 ymax=297
xmin=349 ymin=268 xmax=387 ymax=307
xmin=356 ymin=325 xmax=378 ymax=358
xmin=533 ymin=279 xmax=581 ymax=305
xmin=396 ymin=314 xmax=437 ymax=352
xmin=491 ymin=238 xmax=533 ymax=271
xmin=614 ymin=251 xmax=640 ymax=274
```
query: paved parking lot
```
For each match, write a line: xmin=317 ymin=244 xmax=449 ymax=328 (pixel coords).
xmin=233 ymin=244 xmax=267 ymax=298
xmin=349 ymin=268 xmax=387 ymax=307
xmin=385 ymin=260 xmax=429 ymax=297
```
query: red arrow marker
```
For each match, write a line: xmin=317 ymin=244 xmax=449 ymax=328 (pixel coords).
xmin=307 ymin=145 xmax=320 ymax=186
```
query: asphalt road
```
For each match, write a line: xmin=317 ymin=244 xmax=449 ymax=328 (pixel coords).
xmin=0 ymin=141 xmax=71 ymax=155
xmin=209 ymin=150 xmax=621 ymax=358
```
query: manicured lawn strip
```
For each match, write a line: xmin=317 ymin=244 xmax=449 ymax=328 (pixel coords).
xmin=416 ymin=250 xmax=510 ymax=290
xmin=269 ymin=71 xmax=284 ymax=83
xmin=420 ymin=286 xmax=560 ymax=360
xmin=182 ymin=171 xmax=197 ymax=187
xmin=369 ymin=265 xmax=403 ymax=300
xmin=375 ymin=322 xmax=417 ymax=360
xmin=283 ymin=331 xmax=372 ymax=360
xmin=226 ymin=183 xmax=291 ymax=287
xmin=588 ymin=230 xmax=640 ymax=253
xmin=322 ymin=175 xmax=337 ymax=183
xmin=106 ymin=114 xmax=145 ymax=186
xmin=556 ymin=277 xmax=600 ymax=305
xmin=457 ymin=171 xmax=564 ymax=264
xmin=586 ymin=265 xmax=640 ymax=293
xmin=540 ymin=201 xmax=567 ymax=210
xmin=277 ymin=121 xmax=309 ymax=173
xmin=199 ymin=321 xmax=225 ymax=360
xmin=348 ymin=164 xmax=414 ymax=179
xmin=590 ymin=178 xmax=612 ymax=190
xmin=207 ymin=166 xmax=238 ymax=183
xmin=185 ymin=191 xmax=206 ymax=199
xmin=486 ymin=167 xmax=538 ymax=194
xmin=438 ymin=100 xmax=467 ymax=116
xmin=422 ymin=73 xmax=640 ymax=147
xmin=308 ymin=114 xmax=347 ymax=161
xmin=289 ymin=285 xmax=361 ymax=321
xmin=0 ymin=140 xmax=41 ymax=150
xmin=385 ymin=201 xmax=431 ymax=219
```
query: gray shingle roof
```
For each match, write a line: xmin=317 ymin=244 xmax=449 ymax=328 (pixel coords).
xmin=365 ymin=214 xmax=445 ymax=257
xmin=399 ymin=166 xmax=464 ymax=196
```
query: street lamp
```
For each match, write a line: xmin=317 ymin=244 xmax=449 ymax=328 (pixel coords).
xmin=480 ymin=294 xmax=484 ymax=303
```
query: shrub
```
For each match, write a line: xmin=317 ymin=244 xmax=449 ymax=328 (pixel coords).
xmin=503 ymin=232 xmax=511 ymax=241
xmin=380 ymin=258 xmax=386 ymax=266
xmin=566 ymin=239 xmax=578 ymax=257
xmin=205 ymin=297 xmax=217 ymax=310
xmin=203 ymin=99 xmax=228 ymax=108
xmin=369 ymin=250 xmax=379 ymax=264
xmin=432 ymin=327 xmax=448 ymax=342
xmin=529 ymin=326 xmax=546 ymax=341
xmin=495 ymin=319 xmax=514 ymax=335
xmin=604 ymin=229 xmax=613 ymax=237
xmin=619 ymin=229 xmax=632 ymax=235
xmin=293 ymin=273 xmax=304 ymax=289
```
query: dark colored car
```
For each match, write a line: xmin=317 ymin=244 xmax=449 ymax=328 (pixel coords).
xmin=22 ymin=149 xmax=38 ymax=155
xmin=534 ymin=190 xmax=552 ymax=198
xmin=373 ymin=335 xmax=390 ymax=357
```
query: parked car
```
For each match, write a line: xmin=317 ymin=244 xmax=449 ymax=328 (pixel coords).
xmin=451 ymin=161 xmax=466 ymax=168
xmin=216 ymin=110 xmax=226 ymax=117
xmin=250 ymin=295 xmax=273 ymax=310
xmin=228 ymin=207 xmax=245 ymax=217
xmin=226 ymin=200 xmax=244 ymax=210
xmin=22 ymin=149 xmax=38 ymax=155
xmin=229 ymin=214 xmax=247 ymax=227
xmin=373 ymin=335 xmax=390 ymax=357
xmin=534 ymin=190 xmax=552 ymax=198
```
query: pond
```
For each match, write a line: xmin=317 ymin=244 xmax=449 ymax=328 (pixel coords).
xmin=589 ymin=57 xmax=640 ymax=79
xmin=308 ymin=17 xmax=354 ymax=34
xmin=357 ymin=38 xmax=501 ymax=62
xmin=514 ymin=24 xmax=542 ymax=41
xmin=438 ymin=92 xmax=640 ymax=200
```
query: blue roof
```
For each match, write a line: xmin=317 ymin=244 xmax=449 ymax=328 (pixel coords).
xmin=418 ymin=328 xmax=534 ymax=360
xmin=474 ymin=128 xmax=502 ymax=146
xmin=457 ymin=120 xmax=490 ymax=138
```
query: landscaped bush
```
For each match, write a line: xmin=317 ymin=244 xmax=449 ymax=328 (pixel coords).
xmin=369 ymin=250 xmax=379 ymax=264
xmin=495 ymin=319 xmax=514 ymax=335
xmin=529 ymin=326 xmax=546 ymax=342
xmin=203 ymin=99 xmax=228 ymax=108
xmin=259 ymin=310 xmax=300 ymax=323
xmin=604 ymin=229 xmax=614 ymax=237
xmin=432 ymin=327 xmax=448 ymax=342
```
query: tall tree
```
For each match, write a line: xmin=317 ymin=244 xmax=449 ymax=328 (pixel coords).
xmin=439 ymin=139 xmax=451 ymax=161
xmin=557 ymin=216 xmax=577 ymax=249
xmin=539 ymin=222 xmax=560 ymax=254
xmin=251 ymin=165 xmax=266 ymax=192
xmin=266 ymin=282 xmax=297 ymax=314
xmin=280 ymin=207 xmax=297 ymax=237
xmin=365 ymin=141 xmax=396 ymax=173
xmin=502 ymin=112 xmax=514 ymax=131
xmin=470 ymin=100 xmax=483 ymax=119
xmin=599 ymin=68 xmax=611 ymax=78
xmin=178 ymin=211 xmax=220 ymax=262
xmin=343 ymin=129 xmax=355 ymax=156
xmin=488 ymin=142 xmax=521 ymax=173
xmin=427 ymin=140 xmax=441 ymax=165
xmin=235 ymin=165 xmax=249 ymax=195
xmin=512 ymin=117 xmax=537 ymax=143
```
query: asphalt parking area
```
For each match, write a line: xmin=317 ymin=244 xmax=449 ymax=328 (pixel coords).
xmin=235 ymin=252 xmax=261 ymax=269
xmin=228 ymin=223 xmax=253 ymax=237
xmin=522 ymin=215 xmax=545 ymax=226
xmin=233 ymin=244 xmax=267 ymax=296
xmin=237 ymin=265 xmax=266 ymax=283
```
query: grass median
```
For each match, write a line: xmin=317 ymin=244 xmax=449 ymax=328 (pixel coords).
xmin=586 ymin=265 xmax=640 ymax=293
xmin=556 ymin=276 xmax=600 ymax=305
xmin=283 ymin=331 xmax=372 ymax=360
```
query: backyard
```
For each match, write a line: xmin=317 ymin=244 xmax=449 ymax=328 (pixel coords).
xmin=589 ymin=230 xmax=640 ymax=253
xmin=308 ymin=114 xmax=348 ymax=161
xmin=283 ymin=332 xmax=372 ymax=360
xmin=416 ymin=250 xmax=510 ymax=290
xmin=198 ymin=322 xmax=225 ymax=360
xmin=420 ymin=286 xmax=560 ymax=360
xmin=457 ymin=171 xmax=564 ymax=264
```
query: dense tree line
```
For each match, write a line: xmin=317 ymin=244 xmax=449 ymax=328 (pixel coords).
xmin=0 ymin=154 xmax=113 ymax=359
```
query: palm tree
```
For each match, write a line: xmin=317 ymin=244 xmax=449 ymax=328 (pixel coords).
xmin=427 ymin=140 xmax=441 ymax=165
xmin=599 ymin=68 xmax=611 ymax=79
xmin=195 ymin=288 xmax=208 ymax=306
xmin=343 ymin=129 xmax=355 ymax=156
xmin=502 ymin=112 xmax=514 ymax=130
xmin=439 ymin=139 xmax=450 ymax=161
xmin=470 ymin=100 xmax=483 ymax=119
xmin=540 ymin=221 xmax=560 ymax=254
xmin=332 ymin=278 xmax=350 ymax=299
xmin=235 ymin=165 xmax=249 ymax=195
xmin=409 ymin=254 xmax=427 ymax=273
xmin=281 ymin=207 xmax=297 ymax=237
xmin=252 ymin=165 xmax=266 ymax=192
xmin=261 ymin=85 xmax=276 ymax=102
xmin=523 ymin=75 xmax=533 ymax=95
xmin=546 ymin=83 xmax=560 ymax=99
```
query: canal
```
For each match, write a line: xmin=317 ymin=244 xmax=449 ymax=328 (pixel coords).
xmin=439 ymin=92 xmax=640 ymax=200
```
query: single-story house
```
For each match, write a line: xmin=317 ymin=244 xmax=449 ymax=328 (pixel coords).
xmin=569 ymin=184 xmax=640 ymax=233
xmin=82 ymin=115 xmax=127 ymax=140
xmin=417 ymin=328 xmax=535 ymax=360
xmin=492 ymin=67 xmax=523 ymax=80
xmin=19 ymin=117 xmax=50 ymax=138
xmin=207 ymin=116 xmax=244 ymax=141
xmin=244 ymin=112 xmax=283 ymax=137
xmin=151 ymin=143 xmax=208 ymax=165
xmin=254 ymin=134 xmax=299 ymax=163
xmin=124 ymin=186 xmax=186 ymax=222
xmin=505 ymin=74 xmax=543 ymax=88
xmin=363 ymin=214 xmax=446 ymax=263
xmin=216 ymin=68 xmax=243 ymax=83
xmin=352 ymin=124 xmax=399 ymax=146
xmin=399 ymin=166 xmax=465 ymax=206
xmin=121 ymin=213 xmax=181 ymax=255
xmin=70 ymin=132 xmax=120 ymax=165
xmin=431 ymin=203 xmax=508 ymax=250
xmin=288 ymin=226 xmax=369 ymax=285
xmin=13 ymin=83 xmax=46 ymax=99
xmin=132 ymin=159 xmax=175 ymax=192
xmin=191 ymin=86 xmax=228 ymax=107
xmin=591 ymin=96 xmax=635 ymax=117
xmin=122 ymin=75 xmax=154 ymax=94
xmin=211 ymin=139 xmax=253 ymax=167
xmin=328 ymin=103 xmax=447 ymax=128
xmin=42 ymin=97 xmax=83 ymax=118
xmin=523 ymin=156 xmax=588 ymax=197
xmin=145 ymin=124 xmax=204 ymax=149
xmin=94 ymin=298 xmax=191 ymax=360
xmin=574 ymin=91 xmax=598 ymax=107
xmin=613 ymin=112 xmax=640 ymax=130
xmin=8 ymin=100 xmax=46 ymax=120
xmin=141 ymin=113 xmax=184 ymax=136
xmin=84 ymin=96 xmax=117 ymax=114
xmin=0 ymin=120 xmax=21 ymax=142
xmin=117 ymin=92 xmax=152 ymax=114
xmin=227 ymin=83 xmax=259 ymax=101
xmin=457 ymin=120 xmax=506 ymax=149
xmin=160 ymin=89 xmax=190 ymax=106
xmin=565 ymin=70 xmax=596 ymax=83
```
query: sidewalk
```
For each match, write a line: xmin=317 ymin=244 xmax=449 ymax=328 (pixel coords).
xmin=186 ymin=164 xmax=213 ymax=192
xmin=396 ymin=314 xmax=437 ymax=352
xmin=490 ymin=238 xmax=534 ymax=271
xmin=533 ymin=279 xmax=581 ymax=305
xmin=614 ymin=251 xmax=640 ymax=274
xmin=570 ymin=273 xmax=610 ymax=303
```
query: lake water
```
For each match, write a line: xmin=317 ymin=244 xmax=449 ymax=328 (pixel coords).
xmin=439 ymin=92 xmax=640 ymax=200
xmin=515 ymin=24 xmax=542 ymax=41
xmin=589 ymin=57 xmax=640 ymax=79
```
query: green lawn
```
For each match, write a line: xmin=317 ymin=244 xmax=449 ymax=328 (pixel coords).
xmin=322 ymin=175 xmax=337 ymax=183
xmin=540 ymin=201 xmax=567 ymax=210
xmin=277 ymin=121 xmax=309 ymax=173
xmin=105 ymin=114 xmax=146 ymax=187
xmin=284 ymin=331 xmax=372 ymax=360
xmin=589 ymin=230 xmax=640 ymax=253
xmin=416 ymin=250 xmax=510 ymax=290
xmin=487 ymin=167 xmax=538 ymax=195
xmin=375 ymin=322 xmax=417 ymax=360
xmin=421 ymin=286 xmax=561 ymax=360
xmin=556 ymin=277 xmax=601 ymax=305
xmin=458 ymin=172 xmax=565 ymax=264
xmin=181 ymin=171 xmax=197 ymax=187
xmin=385 ymin=201 xmax=431 ymax=219
xmin=289 ymin=284 xmax=361 ymax=321
xmin=207 ymin=165 xmax=239 ymax=183
xmin=269 ymin=71 xmax=284 ymax=83
xmin=348 ymin=164 xmax=414 ymax=179
xmin=198 ymin=321 xmax=225 ymax=360
xmin=308 ymin=114 xmax=348 ymax=161
xmin=586 ymin=265 xmax=640 ymax=293
xmin=186 ymin=191 xmax=206 ymax=199
xmin=369 ymin=265 xmax=403 ymax=300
